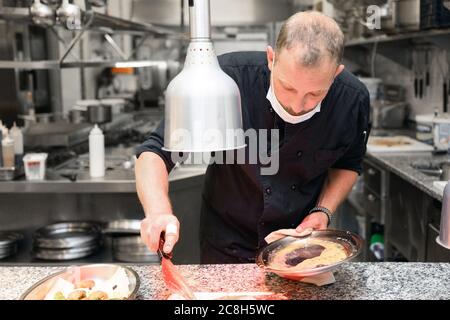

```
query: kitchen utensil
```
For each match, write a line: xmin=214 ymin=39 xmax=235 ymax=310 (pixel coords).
xmin=395 ymin=0 xmax=421 ymax=31
xmin=159 ymin=233 xmax=196 ymax=300
xmin=57 ymin=0 xmax=81 ymax=30
xmin=112 ymin=235 xmax=159 ymax=263
xmin=68 ymin=109 xmax=86 ymax=124
xmin=33 ymin=244 xmax=99 ymax=260
xmin=30 ymin=0 xmax=55 ymax=27
xmin=87 ymin=105 xmax=112 ymax=124
xmin=32 ymin=221 xmax=102 ymax=249
xmin=19 ymin=264 xmax=139 ymax=300
xmin=0 ymin=167 xmax=15 ymax=181
xmin=256 ymin=229 xmax=363 ymax=278
xmin=0 ymin=231 xmax=23 ymax=260
xmin=103 ymin=219 xmax=141 ymax=235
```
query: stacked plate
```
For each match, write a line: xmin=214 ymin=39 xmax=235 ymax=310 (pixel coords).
xmin=0 ymin=231 xmax=23 ymax=260
xmin=103 ymin=219 xmax=158 ymax=263
xmin=32 ymin=222 xmax=102 ymax=261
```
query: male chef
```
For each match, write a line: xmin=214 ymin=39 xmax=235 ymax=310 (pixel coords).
xmin=136 ymin=11 xmax=370 ymax=263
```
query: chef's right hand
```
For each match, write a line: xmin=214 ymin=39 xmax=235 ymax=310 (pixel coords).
xmin=140 ymin=214 xmax=180 ymax=255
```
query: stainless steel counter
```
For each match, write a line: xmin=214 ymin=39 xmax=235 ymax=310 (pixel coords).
xmin=0 ymin=164 xmax=206 ymax=193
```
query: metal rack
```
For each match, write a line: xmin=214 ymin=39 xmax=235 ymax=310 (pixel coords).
xmin=345 ymin=27 xmax=450 ymax=69
xmin=0 ymin=6 xmax=185 ymax=70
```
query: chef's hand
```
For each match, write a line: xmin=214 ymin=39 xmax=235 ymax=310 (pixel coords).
xmin=296 ymin=212 xmax=328 ymax=232
xmin=140 ymin=214 xmax=180 ymax=255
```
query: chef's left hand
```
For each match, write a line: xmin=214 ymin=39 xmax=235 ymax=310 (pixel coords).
xmin=296 ymin=212 xmax=328 ymax=232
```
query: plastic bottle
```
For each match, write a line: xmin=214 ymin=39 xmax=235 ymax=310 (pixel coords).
xmin=369 ymin=223 xmax=385 ymax=261
xmin=10 ymin=122 xmax=24 ymax=166
xmin=89 ymin=124 xmax=105 ymax=178
xmin=2 ymin=131 xmax=15 ymax=168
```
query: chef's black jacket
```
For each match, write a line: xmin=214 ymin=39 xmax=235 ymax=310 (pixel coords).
xmin=136 ymin=51 xmax=371 ymax=264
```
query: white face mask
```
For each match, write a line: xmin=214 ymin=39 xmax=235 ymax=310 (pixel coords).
xmin=266 ymin=58 xmax=322 ymax=124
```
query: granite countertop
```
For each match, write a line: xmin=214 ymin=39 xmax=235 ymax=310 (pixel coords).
xmin=366 ymin=151 xmax=447 ymax=202
xmin=1 ymin=262 xmax=450 ymax=300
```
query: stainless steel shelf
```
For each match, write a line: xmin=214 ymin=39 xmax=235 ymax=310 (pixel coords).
xmin=346 ymin=28 xmax=450 ymax=47
xmin=0 ymin=59 xmax=173 ymax=70
xmin=345 ymin=28 xmax=450 ymax=69
xmin=0 ymin=7 xmax=177 ymax=36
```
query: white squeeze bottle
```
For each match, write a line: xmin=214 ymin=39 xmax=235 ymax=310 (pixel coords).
xmin=10 ymin=122 xmax=24 ymax=165
xmin=89 ymin=124 xmax=105 ymax=178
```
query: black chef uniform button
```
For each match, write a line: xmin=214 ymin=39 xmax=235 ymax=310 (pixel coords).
xmin=265 ymin=187 xmax=272 ymax=195
xmin=297 ymin=151 xmax=303 ymax=158
xmin=291 ymin=184 xmax=297 ymax=191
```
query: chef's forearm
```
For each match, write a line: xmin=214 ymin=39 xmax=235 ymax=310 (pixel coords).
xmin=135 ymin=152 xmax=173 ymax=217
xmin=315 ymin=168 xmax=358 ymax=213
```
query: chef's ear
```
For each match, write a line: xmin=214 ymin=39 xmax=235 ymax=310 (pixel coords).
xmin=267 ymin=46 xmax=275 ymax=72
xmin=334 ymin=64 xmax=345 ymax=78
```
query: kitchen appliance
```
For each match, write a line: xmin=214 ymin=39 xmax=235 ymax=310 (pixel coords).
xmin=433 ymin=114 xmax=450 ymax=151
xmin=32 ymin=222 xmax=102 ymax=260
xmin=439 ymin=182 xmax=450 ymax=249
xmin=256 ymin=229 xmax=363 ymax=278
xmin=19 ymin=264 xmax=140 ymax=300
xmin=0 ymin=231 xmax=23 ymax=260
xmin=371 ymin=100 xmax=407 ymax=129
xmin=394 ymin=0 xmax=421 ymax=31
xmin=163 ymin=0 xmax=245 ymax=152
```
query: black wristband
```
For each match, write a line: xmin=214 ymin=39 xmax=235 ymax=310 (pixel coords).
xmin=308 ymin=206 xmax=333 ymax=227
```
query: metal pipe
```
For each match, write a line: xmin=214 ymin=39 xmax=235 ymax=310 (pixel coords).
xmin=189 ymin=0 xmax=210 ymax=40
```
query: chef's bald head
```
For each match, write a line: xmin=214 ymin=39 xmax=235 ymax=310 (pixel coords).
xmin=275 ymin=11 xmax=345 ymax=67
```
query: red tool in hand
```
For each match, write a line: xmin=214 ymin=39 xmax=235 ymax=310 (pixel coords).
xmin=159 ymin=231 xmax=196 ymax=300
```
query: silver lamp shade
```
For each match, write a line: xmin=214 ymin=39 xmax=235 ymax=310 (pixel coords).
xmin=163 ymin=0 xmax=245 ymax=152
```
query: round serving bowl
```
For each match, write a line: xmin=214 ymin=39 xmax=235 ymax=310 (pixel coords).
xmin=256 ymin=229 xmax=363 ymax=278
xmin=19 ymin=264 xmax=140 ymax=300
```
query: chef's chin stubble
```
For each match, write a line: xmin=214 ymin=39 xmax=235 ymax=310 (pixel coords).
xmin=170 ymin=128 xmax=280 ymax=176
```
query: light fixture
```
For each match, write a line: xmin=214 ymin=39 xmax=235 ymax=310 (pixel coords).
xmin=163 ymin=0 xmax=245 ymax=152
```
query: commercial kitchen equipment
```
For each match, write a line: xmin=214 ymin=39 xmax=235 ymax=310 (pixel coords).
xmin=438 ymin=182 xmax=450 ymax=249
xmin=163 ymin=0 xmax=245 ymax=152
xmin=32 ymin=221 xmax=102 ymax=261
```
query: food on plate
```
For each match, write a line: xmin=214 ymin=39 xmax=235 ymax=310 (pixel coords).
xmin=53 ymin=292 xmax=65 ymax=300
xmin=269 ymin=238 xmax=347 ymax=270
xmin=88 ymin=291 xmax=109 ymax=300
xmin=44 ymin=267 xmax=131 ymax=300
xmin=67 ymin=290 xmax=87 ymax=300
xmin=75 ymin=279 xmax=95 ymax=290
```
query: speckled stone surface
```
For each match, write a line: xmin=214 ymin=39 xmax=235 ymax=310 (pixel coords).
xmin=366 ymin=151 xmax=447 ymax=202
xmin=1 ymin=262 xmax=450 ymax=300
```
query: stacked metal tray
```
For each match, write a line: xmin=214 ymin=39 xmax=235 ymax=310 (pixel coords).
xmin=0 ymin=231 xmax=23 ymax=260
xmin=103 ymin=219 xmax=158 ymax=263
xmin=32 ymin=222 xmax=102 ymax=261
